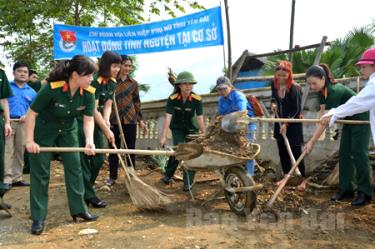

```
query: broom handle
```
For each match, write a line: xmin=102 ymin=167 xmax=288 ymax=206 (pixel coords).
xmin=267 ymin=150 xmax=307 ymax=208
xmin=112 ymin=93 xmax=133 ymax=168
xmin=249 ymin=117 xmax=369 ymax=125
xmin=274 ymin=111 xmax=301 ymax=176
xmin=39 ymin=147 xmax=175 ymax=156
xmin=113 ymin=144 xmax=131 ymax=179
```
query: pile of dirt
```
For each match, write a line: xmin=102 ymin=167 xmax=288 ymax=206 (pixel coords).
xmin=191 ymin=115 xmax=258 ymax=159
xmin=253 ymin=164 xmax=306 ymax=213
xmin=309 ymin=148 xmax=375 ymax=187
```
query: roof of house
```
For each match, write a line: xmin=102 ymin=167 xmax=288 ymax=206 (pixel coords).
xmin=232 ymin=50 xmax=268 ymax=73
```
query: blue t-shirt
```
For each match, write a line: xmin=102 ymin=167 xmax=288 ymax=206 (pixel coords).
xmin=218 ymin=90 xmax=256 ymax=131
xmin=8 ymin=81 xmax=37 ymax=118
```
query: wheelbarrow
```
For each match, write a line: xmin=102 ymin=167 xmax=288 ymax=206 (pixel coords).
xmin=182 ymin=143 xmax=263 ymax=216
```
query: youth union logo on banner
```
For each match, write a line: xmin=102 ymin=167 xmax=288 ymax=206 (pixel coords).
xmin=59 ymin=31 xmax=77 ymax=52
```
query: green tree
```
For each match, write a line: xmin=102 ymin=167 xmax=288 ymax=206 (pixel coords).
xmin=0 ymin=0 xmax=204 ymax=82
xmin=261 ymin=26 xmax=375 ymax=78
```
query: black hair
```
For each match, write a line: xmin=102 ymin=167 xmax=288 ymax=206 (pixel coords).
xmin=120 ymin=55 xmax=133 ymax=63
xmin=98 ymin=51 xmax=122 ymax=78
xmin=172 ymin=86 xmax=181 ymax=94
xmin=29 ymin=69 xmax=37 ymax=76
xmin=13 ymin=61 xmax=29 ymax=72
xmin=305 ymin=63 xmax=336 ymax=85
xmin=46 ymin=55 xmax=97 ymax=82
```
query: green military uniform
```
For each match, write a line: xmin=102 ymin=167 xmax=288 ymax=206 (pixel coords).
xmin=78 ymin=76 xmax=116 ymax=200
xmin=28 ymin=80 xmax=42 ymax=92
xmin=24 ymin=83 xmax=42 ymax=174
xmin=320 ymin=83 xmax=372 ymax=197
xmin=29 ymin=81 xmax=96 ymax=220
xmin=0 ymin=68 xmax=13 ymax=197
xmin=164 ymin=91 xmax=203 ymax=190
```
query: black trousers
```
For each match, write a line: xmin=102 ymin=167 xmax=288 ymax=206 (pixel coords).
xmin=276 ymin=139 xmax=305 ymax=177
xmin=108 ymin=124 xmax=137 ymax=180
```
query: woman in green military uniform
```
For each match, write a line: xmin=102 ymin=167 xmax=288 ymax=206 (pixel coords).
xmin=304 ymin=64 xmax=371 ymax=206
xmin=159 ymin=71 xmax=206 ymax=192
xmin=25 ymin=55 xmax=98 ymax=235
xmin=78 ymin=51 xmax=119 ymax=208
xmin=0 ymin=67 xmax=13 ymax=211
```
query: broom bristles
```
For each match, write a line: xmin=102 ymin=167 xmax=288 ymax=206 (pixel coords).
xmin=124 ymin=170 xmax=171 ymax=210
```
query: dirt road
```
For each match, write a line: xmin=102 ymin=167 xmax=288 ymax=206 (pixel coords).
xmin=0 ymin=161 xmax=374 ymax=249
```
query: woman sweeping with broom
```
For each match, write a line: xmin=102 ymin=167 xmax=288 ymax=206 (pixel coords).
xmin=304 ymin=63 xmax=371 ymax=206
xmin=78 ymin=51 xmax=120 ymax=209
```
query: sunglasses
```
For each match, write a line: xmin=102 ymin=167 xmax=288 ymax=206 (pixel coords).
xmin=275 ymin=66 xmax=288 ymax=72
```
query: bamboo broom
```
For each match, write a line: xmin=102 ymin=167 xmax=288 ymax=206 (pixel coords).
xmin=110 ymin=93 xmax=171 ymax=209
xmin=112 ymin=144 xmax=171 ymax=210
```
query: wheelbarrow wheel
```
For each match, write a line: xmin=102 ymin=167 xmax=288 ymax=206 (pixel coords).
xmin=224 ymin=167 xmax=256 ymax=216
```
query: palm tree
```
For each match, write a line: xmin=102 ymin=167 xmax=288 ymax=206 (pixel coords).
xmin=261 ymin=26 xmax=375 ymax=78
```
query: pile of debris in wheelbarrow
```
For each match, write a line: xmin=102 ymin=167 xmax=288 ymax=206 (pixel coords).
xmin=190 ymin=112 xmax=259 ymax=158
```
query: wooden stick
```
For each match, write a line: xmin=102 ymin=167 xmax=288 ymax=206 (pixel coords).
xmin=39 ymin=147 xmax=175 ymax=156
xmin=249 ymin=117 xmax=369 ymax=125
xmin=112 ymin=94 xmax=133 ymax=168
xmin=239 ymin=41 xmax=331 ymax=60
xmin=301 ymin=36 xmax=328 ymax=108
xmin=113 ymin=144 xmax=132 ymax=180
xmin=274 ymin=111 xmax=302 ymax=176
xmin=267 ymin=151 xmax=307 ymax=208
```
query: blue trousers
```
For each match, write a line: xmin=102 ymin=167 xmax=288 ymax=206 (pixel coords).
xmin=246 ymin=128 xmax=255 ymax=176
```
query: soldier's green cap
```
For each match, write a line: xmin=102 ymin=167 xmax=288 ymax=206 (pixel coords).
xmin=175 ymin=71 xmax=197 ymax=84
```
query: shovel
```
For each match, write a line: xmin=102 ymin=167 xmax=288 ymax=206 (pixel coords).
xmin=267 ymin=151 xmax=308 ymax=208
xmin=221 ymin=111 xmax=250 ymax=133
xmin=273 ymin=111 xmax=303 ymax=185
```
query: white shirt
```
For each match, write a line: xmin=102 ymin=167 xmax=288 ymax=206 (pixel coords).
xmin=324 ymin=72 xmax=375 ymax=140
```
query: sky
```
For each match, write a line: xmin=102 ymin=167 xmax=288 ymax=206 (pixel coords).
xmin=135 ymin=0 xmax=375 ymax=101
xmin=1 ymin=0 xmax=375 ymax=101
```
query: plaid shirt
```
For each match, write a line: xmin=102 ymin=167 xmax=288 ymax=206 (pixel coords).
xmin=110 ymin=76 xmax=143 ymax=124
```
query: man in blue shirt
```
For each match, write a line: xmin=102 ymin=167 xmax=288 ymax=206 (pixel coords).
xmin=4 ymin=62 xmax=36 ymax=186
xmin=216 ymin=76 xmax=256 ymax=175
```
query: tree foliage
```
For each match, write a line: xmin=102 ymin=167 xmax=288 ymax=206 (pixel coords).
xmin=0 ymin=0 xmax=204 ymax=81
xmin=261 ymin=26 xmax=375 ymax=78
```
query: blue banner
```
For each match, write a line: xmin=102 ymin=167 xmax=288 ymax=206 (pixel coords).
xmin=53 ymin=7 xmax=224 ymax=59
